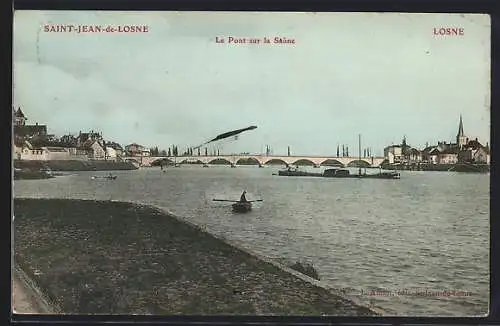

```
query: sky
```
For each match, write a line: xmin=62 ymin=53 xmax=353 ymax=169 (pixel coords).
xmin=13 ymin=11 xmax=490 ymax=156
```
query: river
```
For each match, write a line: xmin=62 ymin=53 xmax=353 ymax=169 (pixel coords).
xmin=13 ymin=165 xmax=489 ymax=316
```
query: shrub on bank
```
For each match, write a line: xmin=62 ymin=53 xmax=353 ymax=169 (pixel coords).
xmin=289 ymin=260 xmax=320 ymax=280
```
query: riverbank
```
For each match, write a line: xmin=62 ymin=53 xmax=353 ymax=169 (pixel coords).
xmin=13 ymin=198 xmax=377 ymax=315
xmin=13 ymin=160 xmax=138 ymax=172
xmin=381 ymin=163 xmax=489 ymax=173
xmin=14 ymin=170 xmax=54 ymax=180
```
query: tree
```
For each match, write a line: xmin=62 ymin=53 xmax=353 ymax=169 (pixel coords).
xmin=342 ymin=145 xmax=345 ymax=157
xmin=160 ymin=149 xmax=167 ymax=156
xmin=287 ymin=146 xmax=290 ymax=156
xmin=197 ymin=147 xmax=201 ymax=156
xmin=364 ymin=149 xmax=367 ymax=157
xmin=336 ymin=145 xmax=340 ymax=157
xmin=346 ymin=146 xmax=349 ymax=157
xmin=205 ymin=147 xmax=208 ymax=156
xmin=167 ymin=148 xmax=171 ymax=157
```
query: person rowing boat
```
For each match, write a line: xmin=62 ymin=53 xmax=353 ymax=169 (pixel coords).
xmin=212 ymin=191 xmax=263 ymax=213
xmin=239 ymin=190 xmax=248 ymax=203
xmin=233 ymin=191 xmax=251 ymax=213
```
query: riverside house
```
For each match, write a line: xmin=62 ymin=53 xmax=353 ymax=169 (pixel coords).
xmin=421 ymin=146 xmax=440 ymax=164
xmin=125 ymin=143 xmax=150 ymax=157
xmin=383 ymin=145 xmax=403 ymax=164
xmin=383 ymin=136 xmax=421 ymax=165
xmin=437 ymin=148 xmax=459 ymax=164
xmin=15 ymin=139 xmax=86 ymax=161
xmin=458 ymin=139 xmax=490 ymax=164
xmin=79 ymin=139 xmax=106 ymax=160
xmin=105 ymin=142 xmax=124 ymax=161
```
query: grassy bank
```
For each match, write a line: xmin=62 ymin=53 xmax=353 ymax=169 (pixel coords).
xmin=13 ymin=198 xmax=376 ymax=316
xmin=13 ymin=160 xmax=138 ymax=172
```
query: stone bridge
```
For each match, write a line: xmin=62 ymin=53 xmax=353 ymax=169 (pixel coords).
xmin=125 ymin=155 xmax=386 ymax=167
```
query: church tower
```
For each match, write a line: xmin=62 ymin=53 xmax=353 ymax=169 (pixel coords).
xmin=456 ymin=114 xmax=467 ymax=149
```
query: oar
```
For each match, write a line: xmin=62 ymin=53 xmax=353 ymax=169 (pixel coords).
xmin=212 ymin=199 xmax=264 ymax=203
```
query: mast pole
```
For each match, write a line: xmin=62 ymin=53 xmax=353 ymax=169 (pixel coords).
xmin=358 ymin=134 xmax=362 ymax=176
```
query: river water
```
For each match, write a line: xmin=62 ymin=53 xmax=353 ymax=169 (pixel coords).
xmin=13 ymin=165 xmax=489 ymax=316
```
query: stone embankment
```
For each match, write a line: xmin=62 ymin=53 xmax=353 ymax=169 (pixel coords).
xmin=13 ymin=160 xmax=138 ymax=172
xmin=13 ymin=198 xmax=379 ymax=316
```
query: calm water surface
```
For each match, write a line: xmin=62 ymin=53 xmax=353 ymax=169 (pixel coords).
xmin=14 ymin=165 xmax=489 ymax=316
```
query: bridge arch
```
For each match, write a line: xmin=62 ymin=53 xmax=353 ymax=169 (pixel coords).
xmin=346 ymin=159 xmax=372 ymax=167
xmin=151 ymin=158 xmax=173 ymax=166
xmin=320 ymin=159 xmax=345 ymax=167
xmin=292 ymin=159 xmax=315 ymax=166
xmin=264 ymin=158 xmax=288 ymax=166
xmin=208 ymin=158 xmax=232 ymax=165
xmin=180 ymin=159 xmax=204 ymax=165
xmin=236 ymin=157 xmax=260 ymax=165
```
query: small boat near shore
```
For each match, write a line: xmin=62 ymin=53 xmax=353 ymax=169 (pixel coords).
xmin=91 ymin=175 xmax=117 ymax=180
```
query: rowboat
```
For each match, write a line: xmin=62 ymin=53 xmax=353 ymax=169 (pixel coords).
xmin=91 ymin=175 xmax=117 ymax=180
xmin=232 ymin=201 xmax=252 ymax=213
xmin=213 ymin=197 xmax=263 ymax=213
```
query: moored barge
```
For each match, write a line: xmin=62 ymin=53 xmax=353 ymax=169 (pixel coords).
xmin=277 ymin=167 xmax=400 ymax=179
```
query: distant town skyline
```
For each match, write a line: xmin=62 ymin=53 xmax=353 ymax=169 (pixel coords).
xmin=13 ymin=11 xmax=490 ymax=156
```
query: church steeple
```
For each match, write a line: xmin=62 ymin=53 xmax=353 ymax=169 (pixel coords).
xmin=457 ymin=114 xmax=464 ymax=137
xmin=456 ymin=114 xmax=467 ymax=148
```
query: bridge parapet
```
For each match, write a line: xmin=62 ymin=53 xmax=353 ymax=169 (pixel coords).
xmin=140 ymin=155 xmax=386 ymax=167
